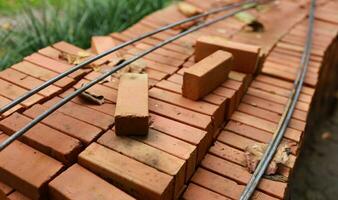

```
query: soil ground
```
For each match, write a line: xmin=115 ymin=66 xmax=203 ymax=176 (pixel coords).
xmin=289 ymin=97 xmax=338 ymax=200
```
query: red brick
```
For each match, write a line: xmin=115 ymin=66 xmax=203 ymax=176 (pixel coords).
xmin=98 ymin=130 xmax=186 ymax=197
xmin=23 ymin=104 xmax=101 ymax=145
xmin=0 ymin=96 xmax=23 ymax=118
xmin=78 ymin=143 xmax=174 ymax=200
xmin=132 ymin=128 xmax=197 ymax=182
xmin=11 ymin=61 xmax=74 ymax=88
xmin=195 ymin=36 xmax=261 ymax=73
xmin=91 ymin=36 xmax=120 ymax=66
xmin=7 ymin=191 xmax=31 ymax=200
xmin=59 ymin=88 xmax=116 ymax=116
xmin=150 ymin=87 xmax=224 ymax=129
xmin=212 ymin=86 xmax=236 ymax=118
xmin=38 ymin=46 xmax=61 ymax=60
xmin=201 ymin=154 xmax=286 ymax=198
xmin=73 ymin=80 xmax=118 ymax=103
xmin=43 ymin=97 xmax=114 ymax=130
xmin=115 ymin=73 xmax=149 ymax=136
xmin=149 ymin=98 xmax=212 ymax=132
xmin=183 ymin=183 xmax=230 ymax=200
xmin=0 ymin=79 xmax=43 ymax=108
xmin=0 ymin=68 xmax=61 ymax=97
xmin=0 ymin=113 xmax=82 ymax=165
xmin=0 ymin=181 xmax=13 ymax=195
xmin=247 ymin=87 xmax=310 ymax=112
xmin=24 ymin=53 xmax=72 ymax=74
xmin=238 ymin=103 xmax=306 ymax=131
xmin=49 ymin=164 xmax=134 ymax=200
xmin=52 ymin=41 xmax=87 ymax=56
xmin=231 ymin=111 xmax=302 ymax=142
xmin=183 ymin=50 xmax=233 ymax=100
xmin=242 ymin=95 xmax=307 ymax=121
xmin=190 ymin=168 xmax=277 ymax=200
xmin=0 ymin=134 xmax=63 ymax=200
xmin=149 ymin=114 xmax=210 ymax=163
xmin=135 ymin=43 xmax=188 ymax=61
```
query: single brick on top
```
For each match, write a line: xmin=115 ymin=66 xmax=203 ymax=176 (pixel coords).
xmin=195 ymin=36 xmax=261 ymax=74
xmin=115 ymin=73 xmax=149 ymax=136
xmin=182 ymin=50 xmax=233 ymax=100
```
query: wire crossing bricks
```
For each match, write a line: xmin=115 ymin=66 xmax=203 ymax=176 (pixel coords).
xmin=182 ymin=50 xmax=233 ymax=100
xmin=195 ymin=36 xmax=261 ymax=74
xmin=115 ymin=73 xmax=149 ymax=136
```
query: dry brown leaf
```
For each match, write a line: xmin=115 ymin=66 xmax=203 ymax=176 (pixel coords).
xmin=60 ymin=51 xmax=92 ymax=65
xmin=245 ymin=143 xmax=291 ymax=175
xmin=78 ymin=83 xmax=105 ymax=105
xmin=177 ymin=2 xmax=203 ymax=17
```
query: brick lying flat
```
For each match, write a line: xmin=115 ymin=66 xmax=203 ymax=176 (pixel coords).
xmin=7 ymin=192 xmax=30 ymax=200
xmin=0 ymin=134 xmax=63 ymax=200
xmin=149 ymin=114 xmax=210 ymax=163
xmin=79 ymin=143 xmax=174 ymax=200
xmin=49 ymin=164 xmax=134 ymax=200
xmin=183 ymin=183 xmax=230 ymax=200
xmin=91 ymin=36 xmax=121 ymax=66
xmin=0 ymin=113 xmax=82 ymax=165
xmin=0 ymin=181 xmax=13 ymax=195
xmin=98 ymin=130 xmax=186 ymax=197
xmin=0 ymin=96 xmax=23 ymax=118
xmin=0 ymin=79 xmax=43 ymax=108
xmin=201 ymin=154 xmax=286 ymax=198
xmin=195 ymin=36 xmax=261 ymax=74
xmin=115 ymin=73 xmax=149 ymax=136
xmin=11 ymin=61 xmax=74 ymax=88
xmin=189 ymin=168 xmax=277 ymax=200
xmin=23 ymin=104 xmax=102 ymax=145
xmin=183 ymin=50 xmax=233 ymax=100
xmin=0 ymin=68 xmax=61 ymax=97
xmin=43 ymin=97 xmax=114 ymax=130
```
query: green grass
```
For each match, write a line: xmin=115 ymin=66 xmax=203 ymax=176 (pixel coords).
xmin=0 ymin=0 xmax=172 ymax=70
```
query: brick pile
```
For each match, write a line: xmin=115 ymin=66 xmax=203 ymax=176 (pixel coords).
xmin=0 ymin=0 xmax=337 ymax=199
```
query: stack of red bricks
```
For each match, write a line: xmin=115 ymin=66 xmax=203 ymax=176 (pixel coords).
xmin=0 ymin=0 xmax=337 ymax=199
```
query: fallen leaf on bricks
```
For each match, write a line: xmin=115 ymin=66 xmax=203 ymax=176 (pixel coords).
xmin=321 ymin=131 xmax=332 ymax=140
xmin=245 ymin=143 xmax=292 ymax=175
xmin=112 ymin=58 xmax=147 ymax=78
xmin=177 ymin=2 xmax=203 ymax=17
xmin=60 ymin=51 xmax=92 ymax=65
xmin=79 ymin=84 xmax=105 ymax=105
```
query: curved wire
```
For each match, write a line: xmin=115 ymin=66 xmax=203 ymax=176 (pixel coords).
xmin=0 ymin=2 xmax=260 ymax=151
xmin=239 ymin=0 xmax=316 ymax=199
xmin=0 ymin=0 xmax=254 ymax=114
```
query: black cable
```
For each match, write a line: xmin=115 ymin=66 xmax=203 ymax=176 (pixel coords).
xmin=239 ymin=0 xmax=316 ymax=199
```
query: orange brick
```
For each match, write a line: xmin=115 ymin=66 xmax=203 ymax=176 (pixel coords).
xmin=190 ymin=168 xmax=277 ymax=200
xmin=12 ymin=61 xmax=74 ymax=88
xmin=24 ymin=53 xmax=71 ymax=74
xmin=52 ymin=41 xmax=86 ymax=56
xmin=0 ymin=79 xmax=43 ymax=108
xmin=38 ymin=46 xmax=62 ymax=60
xmin=0 ymin=134 xmax=63 ymax=200
xmin=43 ymin=97 xmax=114 ymax=130
xmin=149 ymin=98 xmax=212 ymax=132
xmin=115 ymin=73 xmax=149 ymax=136
xmin=132 ymin=128 xmax=197 ymax=182
xmin=91 ymin=36 xmax=121 ymax=66
xmin=0 ymin=113 xmax=82 ymax=165
xmin=7 ymin=192 xmax=30 ymax=200
xmin=0 ymin=96 xmax=23 ymax=118
xmin=183 ymin=50 xmax=233 ymax=100
xmin=0 ymin=68 xmax=61 ymax=97
xmin=78 ymin=143 xmax=174 ymax=200
xmin=0 ymin=181 xmax=13 ymax=195
xmin=183 ymin=183 xmax=230 ymax=200
xmin=201 ymin=154 xmax=286 ymax=198
xmin=23 ymin=104 xmax=101 ymax=145
xmin=149 ymin=114 xmax=210 ymax=163
xmin=98 ymin=130 xmax=186 ymax=197
xmin=49 ymin=164 xmax=134 ymax=200
xmin=195 ymin=36 xmax=261 ymax=73
xmin=150 ymin=87 xmax=224 ymax=129
xmin=231 ymin=111 xmax=302 ymax=142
